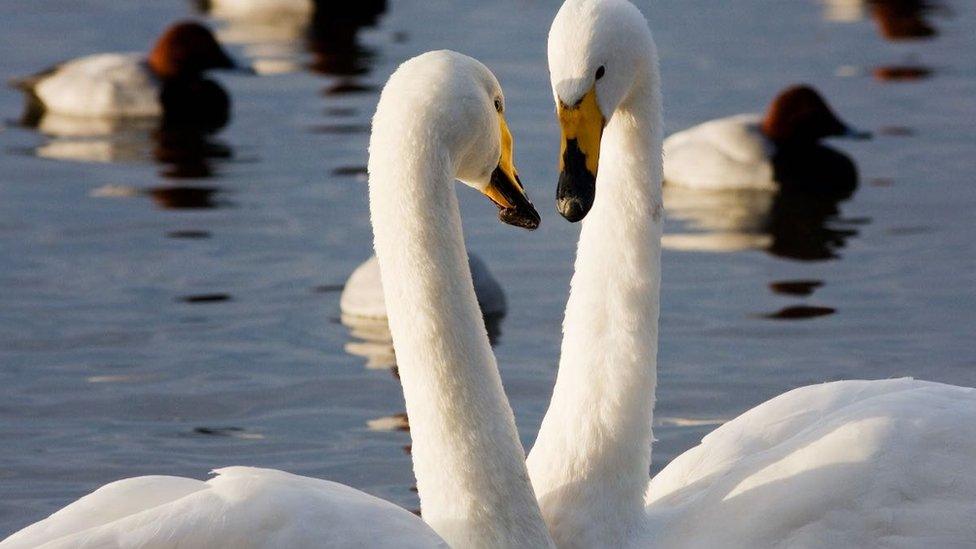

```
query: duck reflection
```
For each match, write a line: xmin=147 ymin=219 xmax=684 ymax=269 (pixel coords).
xmin=664 ymin=145 xmax=862 ymax=261
xmin=24 ymin=78 xmax=233 ymax=178
xmin=199 ymin=0 xmax=387 ymax=77
xmin=307 ymin=1 xmax=386 ymax=77
xmin=822 ymin=1 xmax=943 ymax=39
xmin=148 ymin=185 xmax=223 ymax=209
xmin=868 ymin=0 xmax=940 ymax=40
xmin=822 ymin=0 xmax=866 ymax=22
xmin=341 ymin=312 xmax=503 ymax=371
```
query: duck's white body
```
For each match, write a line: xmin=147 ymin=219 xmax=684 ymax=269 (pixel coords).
xmin=3 ymin=51 xmax=553 ymax=549
xmin=663 ymin=113 xmax=776 ymax=191
xmin=532 ymin=1 xmax=976 ymax=547
xmin=207 ymin=0 xmax=313 ymax=19
xmin=341 ymin=254 xmax=506 ymax=320
xmin=28 ymin=53 xmax=162 ymax=118
xmin=0 ymin=467 xmax=444 ymax=549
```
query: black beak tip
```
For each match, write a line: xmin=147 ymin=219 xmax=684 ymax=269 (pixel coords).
xmin=557 ymin=196 xmax=591 ymax=223
xmin=499 ymin=203 xmax=541 ymax=231
xmin=498 ymin=202 xmax=542 ymax=231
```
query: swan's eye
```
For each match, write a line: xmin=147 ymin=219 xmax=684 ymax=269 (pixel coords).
xmin=595 ymin=66 xmax=606 ymax=81
xmin=494 ymin=98 xmax=503 ymax=113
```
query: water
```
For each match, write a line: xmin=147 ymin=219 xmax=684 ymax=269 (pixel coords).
xmin=1 ymin=0 xmax=974 ymax=535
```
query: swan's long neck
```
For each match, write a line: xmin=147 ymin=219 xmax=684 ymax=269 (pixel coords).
xmin=369 ymin=122 xmax=553 ymax=549
xmin=528 ymin=64 xmax=663 ymax=545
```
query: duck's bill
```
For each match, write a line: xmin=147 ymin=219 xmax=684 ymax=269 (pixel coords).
xmin=481 ymin=113 xmax=540 ymax=230
xmin=215 ymin=50 xmax=256 ymax=75
xmin=484 ymin=166 xmax=540 ymax=230
xmin=557 ymin=86 xmax=604 ymax=222
xmin=839 ymin=125 xmax=872 ymax=140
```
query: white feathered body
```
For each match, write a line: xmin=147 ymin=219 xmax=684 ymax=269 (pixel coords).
xmin=537 ymin=2 xmax=976 ymax=549
xmin=646 ymin=379 xmax=976 ymax=549
xmin=0 ymin=467 xmax=445 ymax=549
xmin=30 ymin=53 xmax=162 ymax=118
xmin=663 ymin=114 xmax=777 ymax=191
xmin=207 ymin=0 xmax=313 ymax=19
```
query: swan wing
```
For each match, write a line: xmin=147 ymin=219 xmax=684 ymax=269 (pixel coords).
xmin=646 ymin=379 xmax=976 ymax=548
xmin=2 ymin=467 xmax=446 ymax=549
xmin=663 ymin=114 xmax=775 ymax=191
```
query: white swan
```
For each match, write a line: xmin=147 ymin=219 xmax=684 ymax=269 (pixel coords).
xmin=2 ymin=50 xmax=553 ymax=549
xmin=527 ymin=1 xmax=976 ymax=547
xmin=662 ymin=84 xmax=869 ymax=192
xmin=341 ymin=254 xmax=506 ymax=320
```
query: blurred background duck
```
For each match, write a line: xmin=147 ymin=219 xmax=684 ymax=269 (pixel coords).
xmin=11 ymin=21 xmax=247 ymax=122
xmin=663 ymin=85 xmax=869 ymax=193
xmin=12 ymin=21 xmax=243 ymax=176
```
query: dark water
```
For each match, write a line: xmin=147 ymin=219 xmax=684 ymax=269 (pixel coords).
xmin=1 ymin=0 xmax=974 ymax=535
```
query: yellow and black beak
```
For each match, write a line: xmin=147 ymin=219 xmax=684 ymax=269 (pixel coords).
xmin=556 ymin=86 xmax=605 ymax=222
xmin=482 ymin=114 xmax=540 ymax=230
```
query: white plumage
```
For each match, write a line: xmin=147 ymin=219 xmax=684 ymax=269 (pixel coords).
xmin=1 ymin=468 xmax=444 ymax=549
xmin=663 ymin=114 xmax=776 ymax=191
xmin=646 ymin=380 xmax=976 ymax=549
xmin=530 ymin=2 xmax=976 ymax=547
xmin=31 ymin=53 xmax=162 ymax=118
xmin=3 ymin=50 xmax=552 ymax=549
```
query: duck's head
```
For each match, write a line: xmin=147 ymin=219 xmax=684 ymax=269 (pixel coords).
xmin=370 ymin=50 xmax=540 ymax=230
xmin=761 ymin=85 xmax=871 ymax=145
xmin=148 ymin=21 xmax=247 ymax=80
xmin=548 ymin=0 xmax=656 ymax=222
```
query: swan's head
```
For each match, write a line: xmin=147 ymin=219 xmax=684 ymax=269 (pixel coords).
xmin=371 ymin=51 xmax=540 ymax=230
xmin=548 ymin=0 xmax=655 ymax=221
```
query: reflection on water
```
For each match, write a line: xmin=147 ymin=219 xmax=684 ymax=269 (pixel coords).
xmin=191 ymin=426 xmax=263 ymax=439
xmin=167 ymin=230 xmax=211 ymax=239
xmin=868 ymin=0 xmax=940 ymax=40
xmin=826 ymin=0 xmax=943 ymax=38
xmin=769 ymin=280 xmax=824 ymax=297
xmin=762 ymin=305 xmax=837 ymax=320
xmin=341 ymin=313 xmax=504 ymax=371
xmin=203 ymin=0 xmax=312 ymax=75
xmin=665 ymin=145 xmax=863 ymax=261
xmin=204 ymin=0 xmax=387 ymax=77
xmin=149 ymin=186 xmax=223 ymax=209
xmin=873 ymin=64 xmax=933 ymax=82
xmin=22 ymin=78 xmax=233 ymax=178
xmin=177 ymin=293 xmax=232 ymax=304
xmin=823 ymin=0 xmax=866 ymax=22
xmin=307 ymin=1 xmax=387 ymax=77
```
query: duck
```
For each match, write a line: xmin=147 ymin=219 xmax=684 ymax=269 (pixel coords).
xmin=200 ymin=0 xmax=314 ymax=19
xmin=527 ymin=1 xmax=976 ymax=547
xmin=11 ymin=21 xmax=246 ymax=120
xmin=341 ymin=253 xmax=506 ymax=320
xmin=662 ymin=84 xmax=870 ymax=191
xmin=1 ymin=50 xmax=553 ymax=549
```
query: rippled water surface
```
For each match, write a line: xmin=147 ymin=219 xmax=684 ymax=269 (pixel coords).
xmin=1 ymin=0 xmax=975 ymax=534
